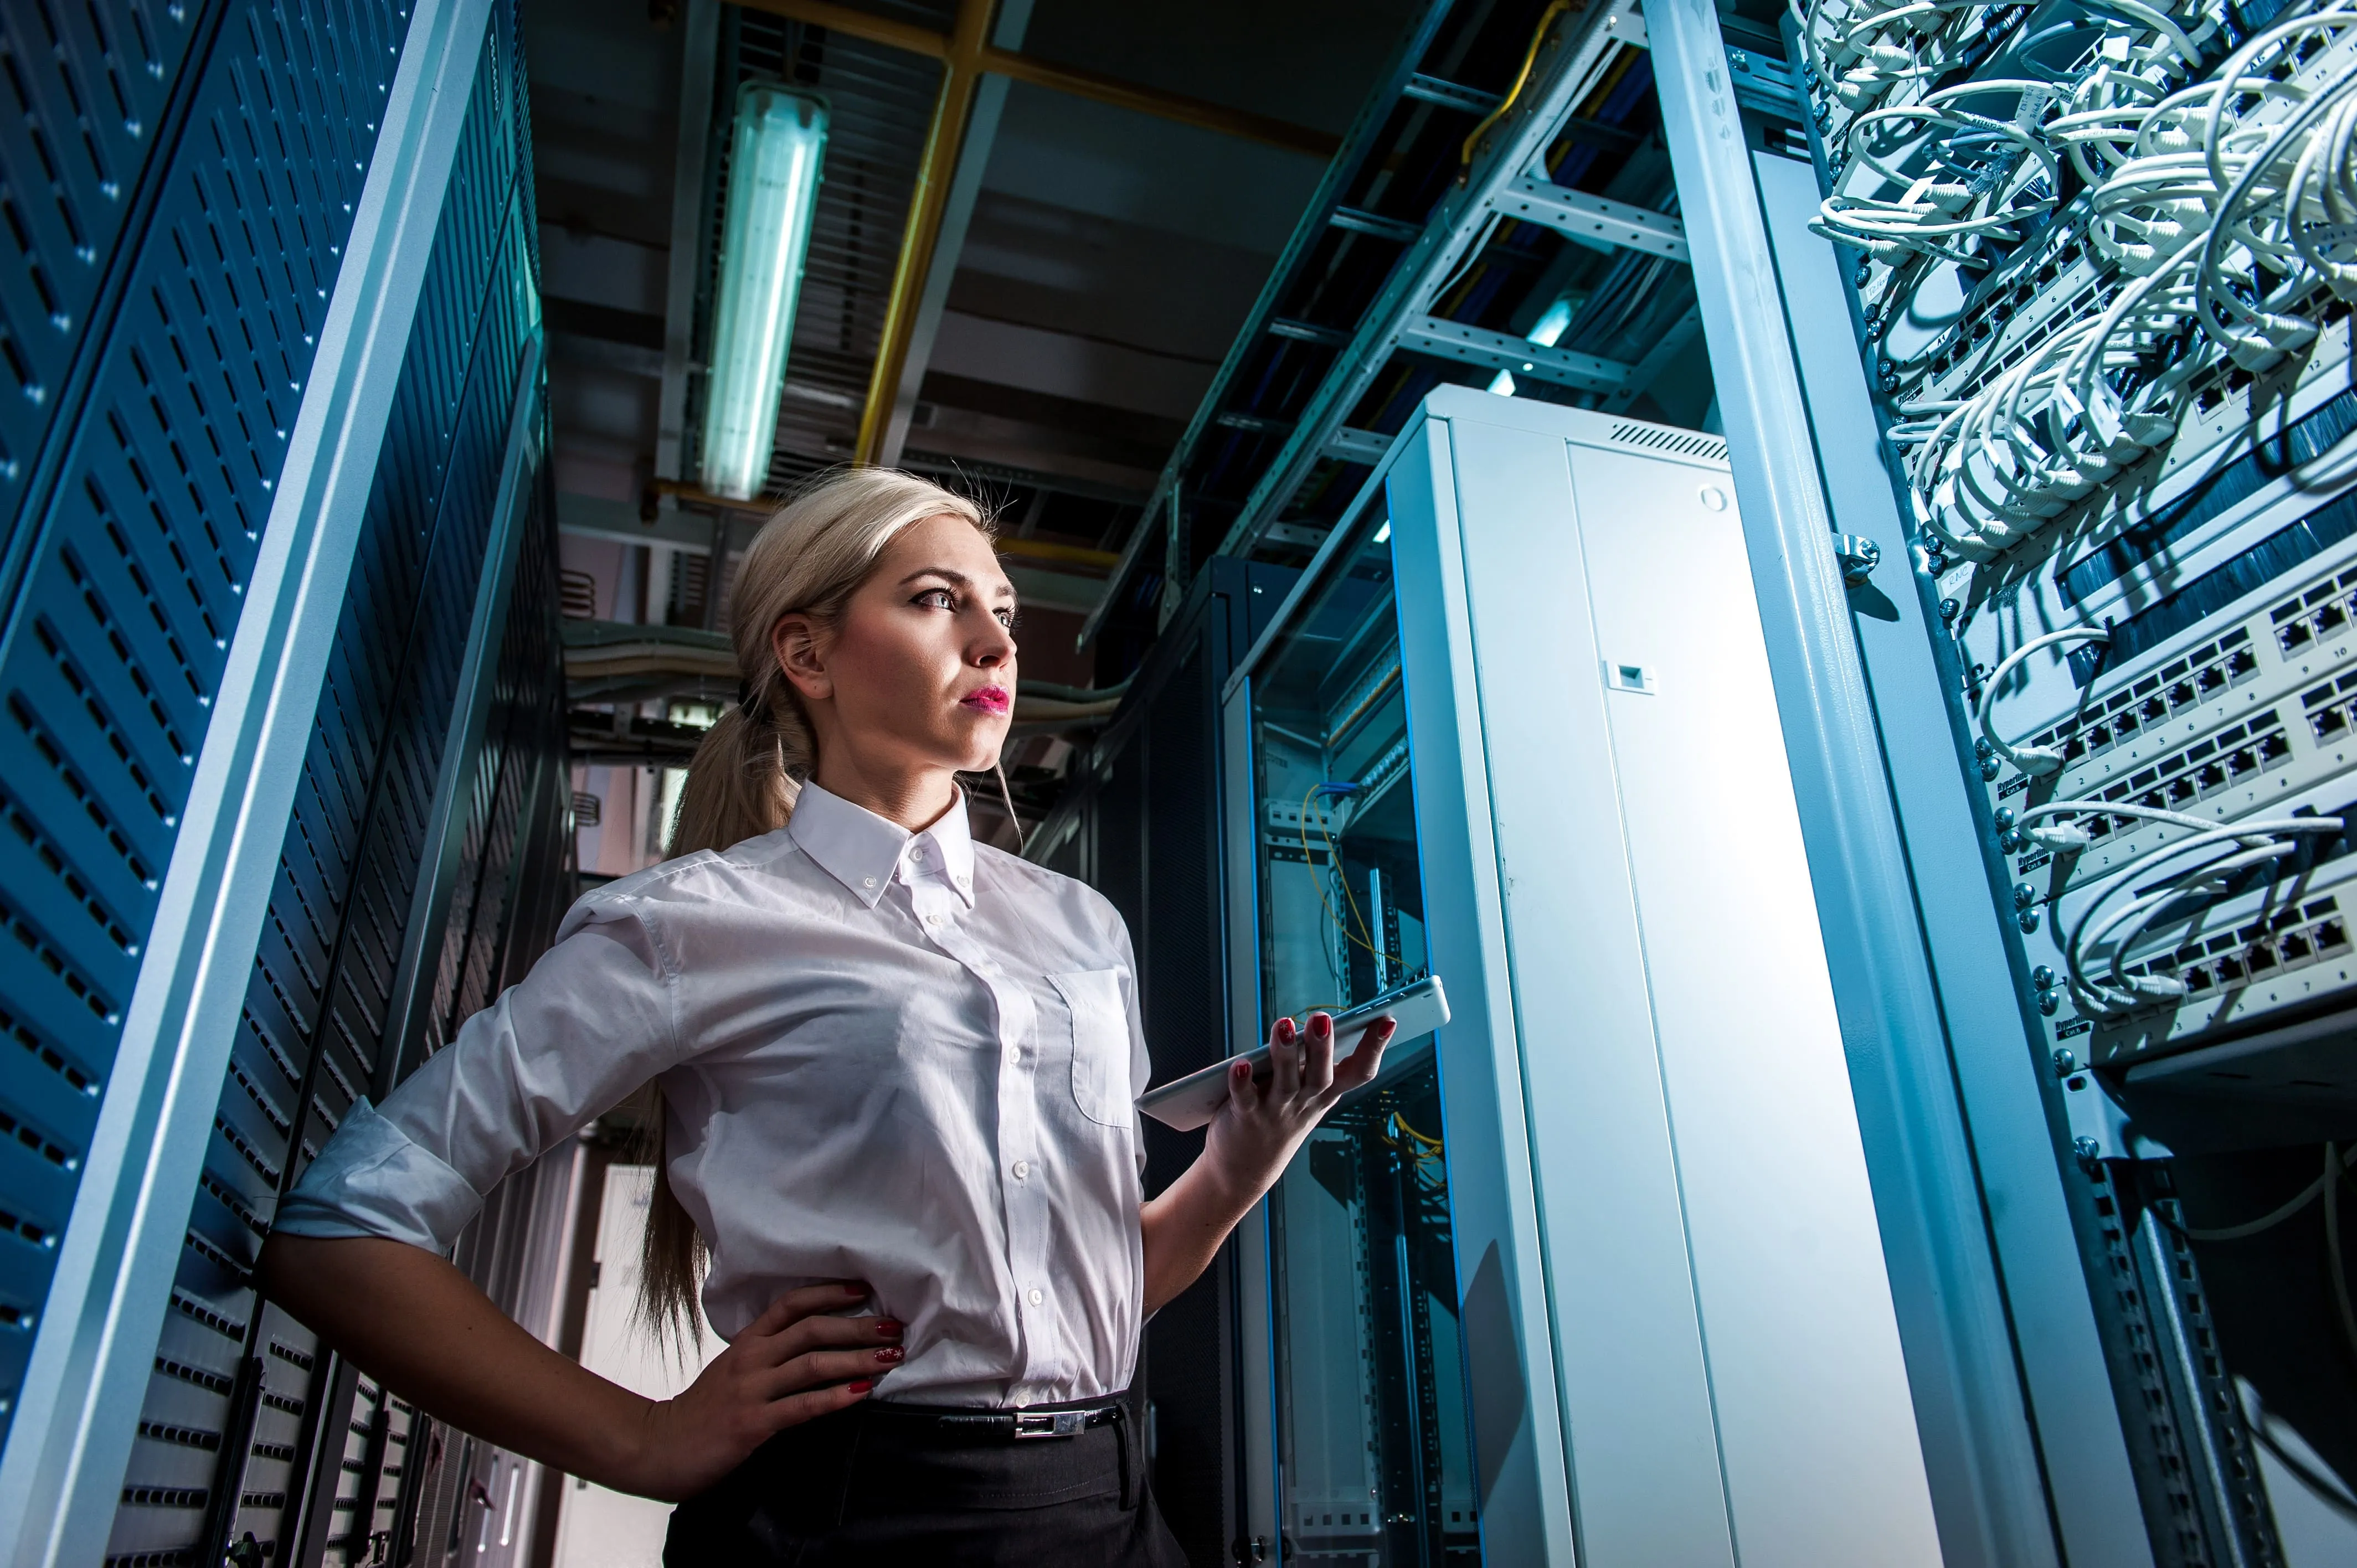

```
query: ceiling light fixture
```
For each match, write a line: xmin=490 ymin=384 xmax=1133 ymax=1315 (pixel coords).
xmin=1489 ymin=291 xmax=1581 ymax=399
xmin=699 ymin=84 xmax=829 ymax=500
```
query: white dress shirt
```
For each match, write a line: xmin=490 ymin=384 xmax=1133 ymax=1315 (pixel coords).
xmin=276 ymin=782 xmax=1152 ymax=1407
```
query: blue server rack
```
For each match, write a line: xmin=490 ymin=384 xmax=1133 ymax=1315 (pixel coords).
xmin=0 ymin=0 xmax=413 ymax=1446
xmin=0 ymin=2 xmax=569 ymax=1563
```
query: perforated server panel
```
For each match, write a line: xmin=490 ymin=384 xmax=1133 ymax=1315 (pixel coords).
xmin=0 ymin=2 xmax=571 ymax=1564
xmin=0 ymin=0 xmax=414 ymax=1461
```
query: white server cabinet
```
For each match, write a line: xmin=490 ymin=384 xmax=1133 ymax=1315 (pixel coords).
xmin=1221 ymin=386 xmax=1943 ymax=1566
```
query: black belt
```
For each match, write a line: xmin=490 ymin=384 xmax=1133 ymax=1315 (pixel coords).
xmin=873 ymin=1394 xmax=1128 ymax=1442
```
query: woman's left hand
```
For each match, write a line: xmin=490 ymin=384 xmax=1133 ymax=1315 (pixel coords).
xmin=1203 ymin=1011 xmax=1396 ymax=1197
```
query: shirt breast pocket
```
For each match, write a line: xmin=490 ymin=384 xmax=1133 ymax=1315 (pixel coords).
xmin=1049 ymin=969 xmax=1133 ymax=1127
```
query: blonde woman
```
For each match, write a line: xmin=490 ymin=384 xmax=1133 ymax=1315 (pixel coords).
xmin=260 ymin=468 xmax=1394 ymax=1565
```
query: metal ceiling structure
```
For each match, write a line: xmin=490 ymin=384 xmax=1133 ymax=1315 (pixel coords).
xmin=1077 ymin=0 xmax=1804 ymax=654
xmin=532 ymin=0 xmax=1802 ymax=814
xmin=534 ymin=0 xmax=1421 ymax=668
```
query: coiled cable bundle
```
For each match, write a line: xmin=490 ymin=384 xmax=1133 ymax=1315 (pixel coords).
xmin=1803 ymin=0 xmax=1999 ymax=112
xmin=1870 ymin=2 xmax=2357 ymax=556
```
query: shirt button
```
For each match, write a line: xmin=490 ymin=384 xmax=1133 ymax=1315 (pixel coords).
xmin=1027 ymin=1287 xmax=1044 ymax=1307
xmin=924 ymin=912 xmax=941 ymax=926
xmin=1012 ymin=1160 xmax=1030 ymax=1180
xmin=1005 ymin=1046 xmax=1020 ymax=1067
xmin=862 ymin=876 xmax=877 ymax=889
xmin=909 ymin=846 xmax=925 ymax=863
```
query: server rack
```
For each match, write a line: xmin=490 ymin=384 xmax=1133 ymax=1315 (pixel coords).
xmin=0 ymin=2 xmax=573 ymax=1563
xmin=1169 ymin=3 xmax=2357 ymax=1560
xmin=1649 ymin=0 xmax=2357 ymax=1564
xmin=1216 ymin=390 xmax=1942 ymax=1566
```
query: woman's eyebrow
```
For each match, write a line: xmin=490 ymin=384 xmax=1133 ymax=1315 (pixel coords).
xmin=900 ymin=566 xmax=1016 ymax=600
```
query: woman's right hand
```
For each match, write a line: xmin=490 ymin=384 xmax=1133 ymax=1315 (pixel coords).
xmin=628 ymin=1280 xmax=903 ymax=1500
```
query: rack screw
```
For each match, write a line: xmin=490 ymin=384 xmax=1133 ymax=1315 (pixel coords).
xmin=2073 ymin=1136 xmax=2102 ymax=1164
xmin=2053 ymin=1048 xmax=2077 ymax=1076
xmin=2037 ymin=992 xmax=2060 ymax=1015
xmin=2033 ymin=965 xmax=2056 ymax=989
xmin=2018 ymin=909 xmax=2041 ymax=933
xmin=1939 ymin=597 xmax=1960 ymax=621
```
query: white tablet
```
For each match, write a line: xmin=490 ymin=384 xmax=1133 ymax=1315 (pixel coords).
xmin=1138 ymin=975 xmax=1450 ymax=1132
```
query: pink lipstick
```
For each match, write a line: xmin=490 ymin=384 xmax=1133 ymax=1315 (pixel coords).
xmin=960 ymin=686 xmax=1011 ymax=716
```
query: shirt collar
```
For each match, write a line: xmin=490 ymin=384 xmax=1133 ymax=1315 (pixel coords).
xmin=789 ymin=781 xmax=977 ymax=909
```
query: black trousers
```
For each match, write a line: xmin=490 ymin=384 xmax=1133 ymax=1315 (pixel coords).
xmin=663 ymin=1389 xmax=1186 ymax=1566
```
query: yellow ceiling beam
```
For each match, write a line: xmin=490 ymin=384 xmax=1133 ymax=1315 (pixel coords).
xmin=851 ymin=0 xmax=994 ymax=463
xmin=729 ymin=0 xmax=1342 ymax=157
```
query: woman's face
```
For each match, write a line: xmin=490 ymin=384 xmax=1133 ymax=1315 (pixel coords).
xmin=775 ymin=513 xmax=1018 ymax=781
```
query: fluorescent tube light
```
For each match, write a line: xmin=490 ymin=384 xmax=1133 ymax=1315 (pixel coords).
xmin=699 ymin=84 xmax=828 ymax=500
xmin=1488 ymin=291 xmax=1580 ymax=398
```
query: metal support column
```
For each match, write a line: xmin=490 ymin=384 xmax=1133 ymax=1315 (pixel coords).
xmin=1646 ymin=2 xmax=2104 ymax=1564
xmin=1749 ymin=146 xmax=2158 ymax=1568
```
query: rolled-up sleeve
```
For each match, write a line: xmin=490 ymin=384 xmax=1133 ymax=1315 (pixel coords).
xmin=275 ymin=896 xmax=679 ymax=1251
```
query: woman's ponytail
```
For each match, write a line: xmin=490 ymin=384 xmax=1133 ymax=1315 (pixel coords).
xmin=635 ymin=467 xmax=991 ymax=1342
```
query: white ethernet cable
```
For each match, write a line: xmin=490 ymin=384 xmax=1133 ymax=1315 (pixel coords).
xmin=2015 ymin=797 xmax=2286 ymax=854
xmin=1814 ymin=82 xmax=2066 ymax=263
xmin=2286 ymin=90 xmax=2357 ymax=299
xmin=2193 ymin=57 xmax=2357 ymax=365
xmin=1886 ymin=2 xmax=2357 ymax=551
xmin=1975 ymin=626 xmax=2113 ymax=776
xmin=2080 ymin=838 xmax=2301 ymax=1007
xmin=2049 ymin=28 xmax=2190 ymax=188
xmin=2058 ymin=816 xmax=2344 ymax=1013
xmin=1801 ymin=0 xmax=1991 ymax=112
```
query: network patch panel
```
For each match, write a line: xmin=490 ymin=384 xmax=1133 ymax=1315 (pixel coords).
xmin=2006 ymin=708 xmax=2296 ymax=883
xmin=1902 ymin=227 xmax=2105 ymax=393
xmin=2015 ymin=745 xmax=2357 ymax=1065
xmin=2099 ymin=890 xmax=2354 ymax=1057
xmin=2002 ymin=626 xmax=2263 ymax=793
xmin=1984 ymin=550 xmax=2357 ymax=884
xmin=1891 ymin=17 xmax=2357 ymax=402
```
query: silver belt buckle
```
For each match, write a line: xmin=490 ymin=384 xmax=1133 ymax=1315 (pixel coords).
xmin=1012 ymin=1410 xmax=1086 ymax=1439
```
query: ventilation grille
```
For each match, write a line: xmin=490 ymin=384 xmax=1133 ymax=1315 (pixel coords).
xmin=1605 ymin=420 xmax=1728 ymax=463
xmin=98 ymin=3 xmax=567 ymax=1565
xmin=0 ymin=0 xmax=404 ymax=1481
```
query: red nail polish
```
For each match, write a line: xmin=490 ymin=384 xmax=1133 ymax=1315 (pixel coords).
xmin=876 ymin=1319 xmax=904 ymax=1337
xmin=1277 ymin=1018 xmax=1295 ymax=1042
xmin=1312 ymin=1013 xmax=1331 ymax=1037
xmin=842 ymin=1282 xmax=867 ymax=1297
xmin=875 ymin=1347 xmax=905 ymax=1364
xmin=849 ymin=1380 xmax=874 ymax=1394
